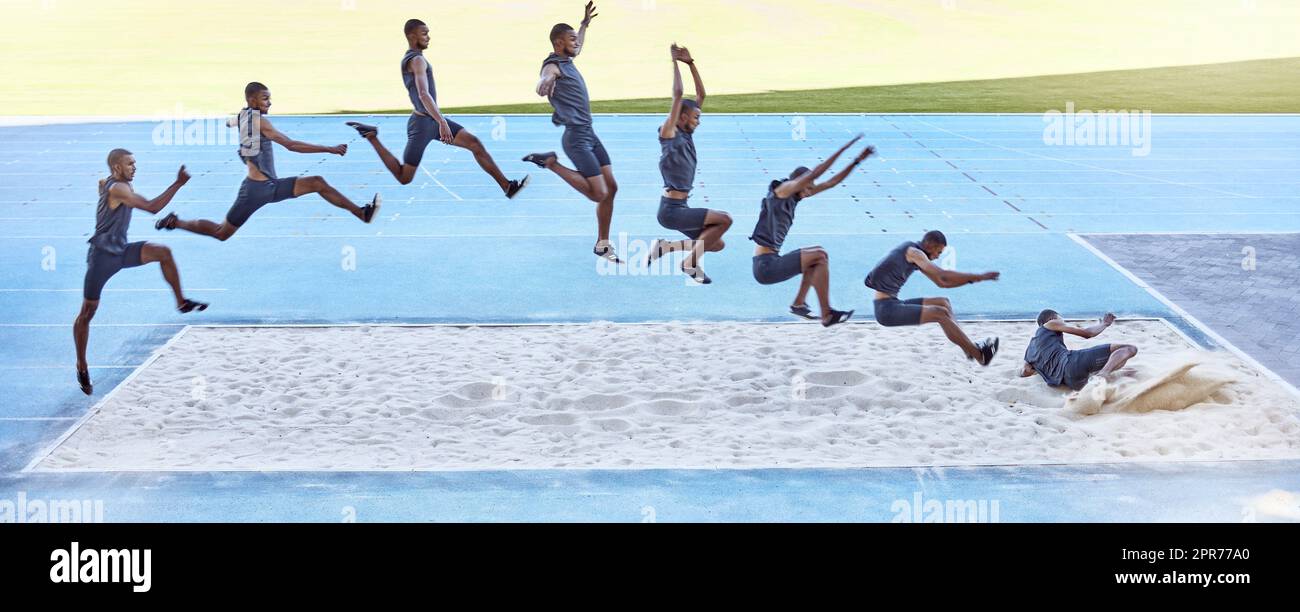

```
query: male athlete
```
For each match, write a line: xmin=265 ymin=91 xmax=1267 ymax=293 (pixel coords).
xmin=643 ymin=44 xmax=731 ymax=284
xmin=76 ymin=149 xmax=208 ymax=394
xmin=155 ymin=82 xmax=379 ymax=240
xmin=346 ymin=19 xmax=528 ymax=197
xmin=864 ymin=231 xmax=1000 ymax=365
xmin=522 ymin=2 xmax=623 ymax=263
xmin=1020 ymin=310 xmax=1139 ymax=389
xmin=750 ymin=135 xmax=874 ymax=327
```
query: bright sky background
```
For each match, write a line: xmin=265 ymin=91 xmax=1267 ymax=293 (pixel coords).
xmin=1 ymin=0 xmax=1297 ymax=114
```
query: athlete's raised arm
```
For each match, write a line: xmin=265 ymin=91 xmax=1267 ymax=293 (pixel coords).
xmin=773 ymin=134 xmax=861 ymax=199
xmin=109 ymin=165 xmax=190 ymax=214
xmin=674 ymin=45 xmax=704 ymax=107
xmin=574 ymin=1 xmax=597 ymax=56
xmin=804 ymin=145 xmax=875 ymax=198
xmin=660 ymin=46 xmax=686 ymax=140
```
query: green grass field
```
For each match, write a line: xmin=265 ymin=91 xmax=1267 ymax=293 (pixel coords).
xmin=418 ymin=57 xmax=1300 ymax=115
xmin=3 ymin=1 xmax=1297 ymax=115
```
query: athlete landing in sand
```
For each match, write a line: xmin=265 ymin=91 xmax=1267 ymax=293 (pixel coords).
xmin=155 ymin=82 xmax=380 ymax=240
xmin=864 ymin=230 xmax=1001 ymax=365
xmin=522 ymin=2 xmax=624 ymax=264
xmin=75 ymin=149 xmax=208 ymax=395
xmin=643 ymin=44 xmax=732 ymax=284
xmin=346 ymin=19 xmax=528 ymax=198
xmin=1020 ymin=310 xmax=1139 ymax=390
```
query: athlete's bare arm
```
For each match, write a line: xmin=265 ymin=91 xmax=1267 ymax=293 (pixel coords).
xmin=260 ymin=117 xmax=346 ymax=156
xmin=805 ymin=146 xmax=876 ymax=198
xmin=660 ymin=47 xmax=685 ymax=140
xmin=536 ymin=63 xmax=562 ymax=98
xmin=575 ymin=1 xmax=597 ymax=56
xmin=773 ymin=135 xmax=862 ymax=199
xmin=1044 ymin=313 xmax=1115 ymax=339
xmin=907 ymin=248 xmax=999 ymax=289
xmin=108 ymin=165 xmax=190 ymax=214
xmin=409 ymin=55 xmax=454 ymax=144
xmin=675 ymin=45 xmax=705 ymax=107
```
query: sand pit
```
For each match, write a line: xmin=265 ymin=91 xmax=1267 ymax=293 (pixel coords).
xmin=32 ymin=320 xmax=1300 ymax=472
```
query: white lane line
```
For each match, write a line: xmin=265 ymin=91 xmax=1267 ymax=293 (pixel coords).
xmin=0 ymin=323 xmax=185 ymax=327
xmin=1067 ymin=232 xmax=1300 ymax=401
xmin=0 ymin=288 xmax=227 ymax=293
xmin=910 ymin=118 xmax=1260 ymax=199
xmin=22 ymin=325 xmax=193 ymax=472
xmin=419 ymin=165 xmax=463 ymax=201
xmin=0 ymin=417 xmax=78 ymax=422
xmin=5 ymin=365 xmax=144 ymax=369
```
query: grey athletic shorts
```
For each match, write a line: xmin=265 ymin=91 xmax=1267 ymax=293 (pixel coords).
xmin=873 ymin=297 xmax=926 ymax=327
xmin=403 ymin=112 xmax=465 ymax=167
xmin=83 ymin=242 xmax=146 ymax=301
xmin=562 ymin=124 xmax=611 ymax=178
xmin=226 ymin=176 xmax=298 ymax=227
xmin=1063 ymin=344 xmax=1113 ymax=390
xmin=657 ymin=197 xmax=709 ymax=240
xmin=752 ymin=249 xmax=803 ymax=285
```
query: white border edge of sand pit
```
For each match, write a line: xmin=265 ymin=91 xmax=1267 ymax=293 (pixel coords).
xmin=1068 ymin=232 xmax=1300 ymax=401
xmin=28 ymin=318 xmax=1300 ymax=474
xmin=21 ymin=325 xmax=195 ymax=473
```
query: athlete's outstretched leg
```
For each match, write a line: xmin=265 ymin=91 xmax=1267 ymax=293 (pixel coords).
xmin=524 ymin=152 xmax=605 ymax=201
xmin=347 ymin=122 xmax=418 ymax=184
xmin=295 ymin=175 xmax=379 ymax=222
xmin=166 ymin=216 xmax=237 ymax=241
xmin=920 ymin=302 xmax=981 ymax=360
xmin=454 ymin=131 xmax=510 ymax=192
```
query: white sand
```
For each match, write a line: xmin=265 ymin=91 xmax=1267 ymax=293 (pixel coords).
xmin=34 ymin=320 xmax=1300 ymax=472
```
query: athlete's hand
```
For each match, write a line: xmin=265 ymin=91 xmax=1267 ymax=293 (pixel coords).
xmin=438 ymin=120 xmax=454 ymax=144
xmin=673 ymin=45 xmax=694 ymax=64
xmin=1102 ymin=312 xmax=1117 ymax=326
xmin=329 ymin=144 xmax=348 ymax=156
xmin=855 ymin=145 xmax=876 ymax=163
xmin=175 ymin=165 xmax=191 ymax=185
xmin=840 ymin=134 xmax=864 ymax=153
xmin=981 ymin=271 xmax=1001 ymax=282
xmin=582 ymin=1 xmax=598 ymax=26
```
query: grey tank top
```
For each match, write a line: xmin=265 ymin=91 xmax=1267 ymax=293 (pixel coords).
xmin=865 ymin=241 xmax=922 ymax=296
xmin=402 ymin=49 xmax=436 ymax=115
xmin=659 ymin=130 xmax=697 ymax=192
xmin=89 ymin=177 xmax=132 ymax=255
xmin=1024 ymin=326 xmax=1069 ymax=387
xmin=748 ymin=180 xmax=801 ymax=251
xmin=542 ymin=53 xmax=592 ymax=127
xmin=237 ymin=108 xmax=277 ymax=179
